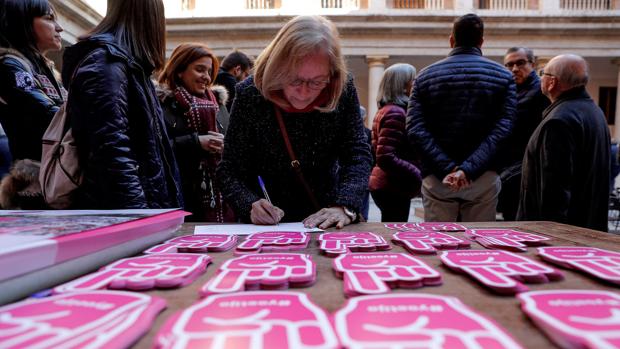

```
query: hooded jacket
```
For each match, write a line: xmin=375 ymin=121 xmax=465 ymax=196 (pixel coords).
xmin=62 ymin=34 xmax=182 ymax=209
xmin=0 ymin=48 xmax=65 ymax=161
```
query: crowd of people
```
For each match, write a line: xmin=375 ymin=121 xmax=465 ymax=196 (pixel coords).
xmin=0 ymin=0 xmax=613 ymax=231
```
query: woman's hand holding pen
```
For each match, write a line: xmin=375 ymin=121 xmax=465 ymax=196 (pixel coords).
xmin=199 ymin=131 xmax=224 ymax=154
xmin=251 ymin=199 xmax=284 ymax=225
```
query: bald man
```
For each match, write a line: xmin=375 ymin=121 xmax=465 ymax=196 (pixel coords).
xmin=517 ymin=54 xmax=610 ymax=231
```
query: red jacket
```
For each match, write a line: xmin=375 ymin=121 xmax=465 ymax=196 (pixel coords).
xmin=369 ymin=103 xmax=422 ymax=198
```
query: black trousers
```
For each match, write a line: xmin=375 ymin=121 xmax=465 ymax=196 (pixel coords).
xmin=371 ymin=190 xmax=412 ymax=222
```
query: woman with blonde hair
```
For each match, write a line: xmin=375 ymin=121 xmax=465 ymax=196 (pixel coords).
xmin=158 ymin=43 xmax=234 ymax=222
xmin=369 ymin=63 xmax=422 ymax=222
xmin=60 ymin=0 xmax=182 ymax=209
xmin=218 ymin=15 xmax=371 ymax=229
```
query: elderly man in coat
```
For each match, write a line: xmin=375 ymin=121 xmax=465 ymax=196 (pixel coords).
xmin=518 ymin=54 xmax=610 ymax=231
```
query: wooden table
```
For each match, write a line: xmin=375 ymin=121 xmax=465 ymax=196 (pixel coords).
xmin=133 ymin=221 xmax=620 ymax=348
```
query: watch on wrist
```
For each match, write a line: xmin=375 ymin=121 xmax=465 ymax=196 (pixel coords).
xmin=342 ymin=206 xmax=357 ymax=222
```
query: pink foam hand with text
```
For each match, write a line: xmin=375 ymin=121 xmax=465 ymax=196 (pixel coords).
xmin=537 ymin=246 xmax=620 ymax=285
xmin=0 ymin=291 xmax=165 ymax=349
xmin=333 ymin=253 xmax=442 ymax=296
xmin=144 ymin=234 xmax=237 ymax=254
xmin=53 ymin=253 xmax=211 ymax=293
xmin=519 ymin=290 xmax=620 ymax=349
xmin=318 ymin=232 xmax=391 ymax=257
xmin=154 ymin=291 xmax=339 ymax=349
xmin=465 ymin=229 xmax=549 ymax=252
xmin=440 ymin=250 xmax=563 ymax=295
xmin=235 ymin=232 xmax=309 ymax=254
xmin=385 ymin=222 xmax=467 ymax=232
xmin=393 ymin=231 xmax=470 ymax=254
xmin=200 ymin=253 xmax=315 ymax=296
xmin=333 ymin=293 xmax=523 ymax=349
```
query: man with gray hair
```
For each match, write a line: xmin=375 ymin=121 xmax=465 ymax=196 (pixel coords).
xmin=518 ymin=54 xmax=610 ymax=231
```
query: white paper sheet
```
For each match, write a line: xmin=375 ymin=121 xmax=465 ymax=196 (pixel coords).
xmin=194 ymin=223 xmax=323 ymax=235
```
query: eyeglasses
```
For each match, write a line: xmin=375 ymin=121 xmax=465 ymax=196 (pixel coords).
xmin=288 ymin=78 xmax=330 ymax=90
xmin=538 ymin=69 xmax=555 ymax=78
xmin=504 ymin=59 xmax=530 ymax=69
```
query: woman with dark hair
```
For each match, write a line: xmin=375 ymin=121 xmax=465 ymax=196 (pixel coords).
xmin=61 ymin=0 xmax=182 ymax=209
xmin=158 ymin=43 xmax=234 ymax=222
xmin=0 ymin=0 xmax=65 ymax=161
xmin=217 ymin=15 xmax=372 ymax=229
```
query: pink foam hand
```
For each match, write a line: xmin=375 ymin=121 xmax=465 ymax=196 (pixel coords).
xmin=53 ymin=254 xmax=211 ymax=293
xmin=200 ymin=253 xmax=315 ymax=296
xmin=393 ymin=231 xmax=470 ymax=254
xmin=538 ymin=246 xmax=620 ymax=285
xmin=333 ymin=253 xmax=442 ymax=296
xmin=385 ymin=222 xmax=467 ymax=232
xmin=144 ymin=234 xmax=237 ymax=254
xmin=318 ymin=232 xmax=391 ymax=257
xmin=440 ymin=250 xmax=563 ymax=295
xmin=235 ymin=232 xmax=310 ymax=253
xmin=154 ymin=291 xmax=339 ymax=349
xmin=465 ymin=229 xmax=549 ymax=252
xmin=0 ymin=291 xmax=165 ymax=349
xmin=333 ymin=293 xmax=523 ymax=349
xmin=519 ymin=290 xmax=620 ymax=349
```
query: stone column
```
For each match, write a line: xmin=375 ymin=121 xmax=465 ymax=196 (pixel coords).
xmin=366 ymin=55 xmax=389 ymax=127
xmin=613 ymin=58 xmax=620 ymax=140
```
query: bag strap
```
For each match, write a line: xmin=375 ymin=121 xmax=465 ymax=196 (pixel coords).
xmin=274 ymin=107 xmax=321 ymax=211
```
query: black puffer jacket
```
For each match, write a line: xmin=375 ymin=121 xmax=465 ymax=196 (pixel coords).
xmin=62 ymin=34 xmax=183 ymax=209
xmin=406 ymin=47 xmax=517 ymax=181
xmin=0 ymin=48 xmax=65 ymax=161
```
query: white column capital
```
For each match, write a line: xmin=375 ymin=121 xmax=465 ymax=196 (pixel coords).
xmin=366 ymin=55 xmax=389 ymax=67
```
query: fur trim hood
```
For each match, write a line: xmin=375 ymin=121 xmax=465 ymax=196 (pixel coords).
xmin=156 ymin=83 xmax=229 ymax=107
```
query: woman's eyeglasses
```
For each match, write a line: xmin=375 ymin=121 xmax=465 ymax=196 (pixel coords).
xmin=288 ymin=78 xmax=330 ymax=90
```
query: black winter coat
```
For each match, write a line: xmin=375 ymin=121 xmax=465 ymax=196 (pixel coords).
xmin=0 ymin=49 xmax=65 ymax=161
xmin=62 ymin=34 xmax=183 ymax=209
xmin=406 ymin=46 xmax=517 ymax=181
xmin=500 ymin=70 xmax=550 ymax=170
xmin=518 ymin=86 xmax=610 ymax=232
xmin=217 ymin=76 xmax=372 ymax=222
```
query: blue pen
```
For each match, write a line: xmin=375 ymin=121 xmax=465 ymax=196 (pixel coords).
xmin=258 ymin=175 xmax=279 ymax=225
xmin=257 ymin=175 xmax=272 ymax=204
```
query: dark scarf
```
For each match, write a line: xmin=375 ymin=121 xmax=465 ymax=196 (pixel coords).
xmin=173 ymin=86 xmax=219 ymax=134
xmin=173 ymin=86 xmax=235 ymax=223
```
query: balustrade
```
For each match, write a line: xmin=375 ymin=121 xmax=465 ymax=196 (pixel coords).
xmin=560 ymin=0 xmax=611 ymax=10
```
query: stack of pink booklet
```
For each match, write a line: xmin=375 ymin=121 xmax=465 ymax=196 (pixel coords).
xmin=318 ymin=232 xmax=391 ymax=257
xmin=537 ymin=246 xmax=620 ymax=285
xmin=465 ymin=229 xmax=550 ymax=252
xmin=385 ymin=222 xmax=467 ymax=231
xmin=440 ymin=250 xmax=563 ymax=295
xmin=392 ymin=231 xmax=470 ymax=254
xmin=200 ymin=253 xmax=316 ymax=296
xmin=333 ymin=293 xmax=523 ymax=348
xmin=332 ymin=253 xmax=442 ymax=297
xmin=53 ymin=253 xmax=211 ymax=293
xmin=0 ymin=290 xmax=165 ymax=348
xmin=155 ymin=291 xmax=339 ymax=349
xmin=144 ymin=234 xmax=237 ymax=254
xmin=518 ymin=290 xmax=620 ymax=349
xmin=234 ymin=231 xmax=310 ymax=255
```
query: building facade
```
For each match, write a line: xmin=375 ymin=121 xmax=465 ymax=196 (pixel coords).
xmin=53 ymin=0 xmax=620 ymax=136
